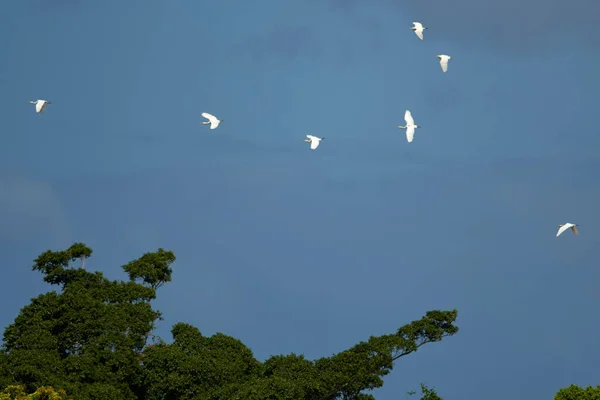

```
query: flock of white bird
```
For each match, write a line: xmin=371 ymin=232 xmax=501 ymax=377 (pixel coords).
xmin=28 ymin=21 xmax=578 ymax=239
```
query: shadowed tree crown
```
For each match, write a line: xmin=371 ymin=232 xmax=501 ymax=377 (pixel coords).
xmin=122 ymin=248 xmax=175 ymax=290
xmin=31 ymin=242 xmax=93 ymax=287
xmin=2 ymin=243 xmax=175 ymax=399
xmin=1 ymin=243 xmax=459 ymax=400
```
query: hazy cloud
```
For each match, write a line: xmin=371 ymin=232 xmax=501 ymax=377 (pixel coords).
xmin=236 ymin=3 xmax=386 ymax=63
xmin=0 ymin=174 xmax=71 ymax=245
xmin=30 ymin=0 xmax=85 ymax=14
xmin=239 ymin=25 xmax=322 ymax=63
xmin=324 ymin=0 xmax=600 ymax=53
xmin=239 ymin=0 xmax=593 ymax=65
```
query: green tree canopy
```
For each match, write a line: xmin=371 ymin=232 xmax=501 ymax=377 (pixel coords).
xmin=555 ymin=385 xmax=600 ymax=400
xmin=407 ymin=383 xmax=443 ymax=400
xmin=0 ymin=243 xmax=459 ymax=400
xmin=122 ymin=248 xmax=175 ymax=290
xmin=2 ymin=244 xmax=170 ymax=399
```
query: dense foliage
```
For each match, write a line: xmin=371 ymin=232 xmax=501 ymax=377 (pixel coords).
xmin=554 ymin=385 xmax=600 ymax=400
xmin=0 ymin=243 xmax=460 ymax=399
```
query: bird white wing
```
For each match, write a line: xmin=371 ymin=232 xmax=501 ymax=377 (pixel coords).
xmin=439 ymin=58 xmax=448 ymax=72
xmin=406 ymin=126 xmax=415 ymax=143
xmin=415 ymin=30 xmax=424 ymax=40
xmin=306 ymin=134 xmax=317 ymax=140
xmin=556 ymin=224 xmax=573 ymax=237
xmin=36 ymin=101 xmax=45 ymax=113
xmin=202 ymin=112 xmax=217 ymax=122
xmin=202 ymin=112 xmax=220 ymax=129
xmin=412 ymin=22 xmax=423 ymax=29
xmin=310 ymin=139 xmax=320 ymax=150
xmin=404 ymin=110 xmax=414 ymax=126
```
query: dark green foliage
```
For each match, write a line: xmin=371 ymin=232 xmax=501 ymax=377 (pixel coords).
xmin=555 ymin=385 xmax=600 ymax=400
xmin=0 ymin=244 xmax=459 ymax=399
xmin=411 ymin=383 xmax=442 ymax=400
xmin=140 ymin=323 xmax=261 ymax=400
xmin=314 ymin=310 xmax=459 ymax=400
xmin=3 ymin=243 xmax=173 ymax=399
xmin=32 ymin=243 xmax=93 ymax=287
xmin=188 ymin=309 xmax=459 ymax=400
xmin=122 ymin=249 xmax=175 ymax=290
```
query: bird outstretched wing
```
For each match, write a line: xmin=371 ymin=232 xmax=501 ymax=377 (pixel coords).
xmin=202 ymin=112 xmax=220 ymax=129
xmin=404 ymin=110 xmax=414 ymax=126
xmin=440 ymin=59 xmax=448 ymax=72
xmin=556 ymin=224 xmax=570 ymax=237
xmin=406 ymin=126 xmax=415 ymax=143
xmin=202 ymin=112 xmax=216 ymax=122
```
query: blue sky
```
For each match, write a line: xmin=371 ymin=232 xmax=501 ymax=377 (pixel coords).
xmin=1 ymin=0 xmax=600 ymax=399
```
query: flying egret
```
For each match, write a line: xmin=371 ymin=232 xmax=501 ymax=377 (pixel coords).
xmin=411 ymin=22 xmax=427 ymax=40
xmin=556 ymin=223 xmax=579 ymax=237
xmin=304 ymin=135 xmax=324 ymax=150
xmin=29 ymin=99 xmax=51 ymax=114
xmin=436 ymin=55 xmax=451 ymax=73
xmin=397 ymin=110 xmax=420 ymax=143
xmin=201 ymin=112 xmax=222 ymax=130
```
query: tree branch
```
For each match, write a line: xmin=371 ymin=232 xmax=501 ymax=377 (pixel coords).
xmin=391 ymin=333 xmax=452 ymax=362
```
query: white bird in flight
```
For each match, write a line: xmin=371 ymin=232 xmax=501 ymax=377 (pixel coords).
xmin=304 ymin=135 xmax=324 ymax=150
xmin=201 ymin=112 xmax=222 ymax=130
xmin=436 ymin=55 xmax=452 ymax=73
xmin=397 ymin=110 xmax=420 ymax=143
xmin=29 ymin=99 xmax=51 ymax=114
xmin=556 ymin=223 xmax=579 ymax=237
xmin=411 ymin=22 xmax=427 ymax=40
